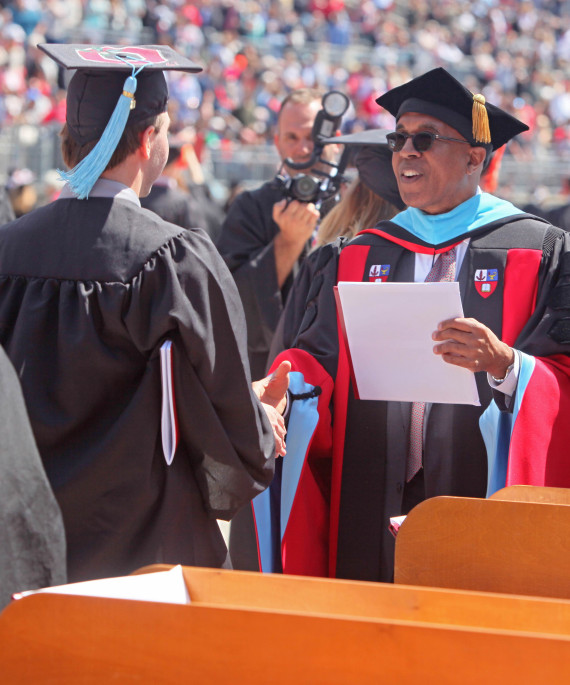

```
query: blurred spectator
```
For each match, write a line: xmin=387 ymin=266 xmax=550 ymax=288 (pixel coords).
xmin=140 ymin=136 xmax=215 ymax=239
xmin=6 ymin=167 xmax=37 ymax=217
xmin=536 ymin=175 xmax=570 ymax=231
xmin=0 ymin=185 xmax=15 ymax=226
xmin=41 ymin=88 xmax=66 ymax=125
xmin=8 ymin=0 xmax=42 ymax=38
xmin=41 ymin=168 xmax=64 ymax=204
xmin=41 ymin=0 xmax=83 ymax=43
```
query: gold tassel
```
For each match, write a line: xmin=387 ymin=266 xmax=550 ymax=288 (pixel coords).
xmin=472 ymin=94 xmax=491 ymax=144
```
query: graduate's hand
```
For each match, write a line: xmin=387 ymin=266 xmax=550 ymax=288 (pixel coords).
xmin=432 ymin=317 xmax=515 ymax=378
xmin=252 ymin=360 xmax=291 ymax=415
xmin=261 ymin=403 xmax=287 ymax=458
xmin=272 ymin=199 xmax=319 ymax=247
xmin=252 ymin=361 xmax=291 ymax=457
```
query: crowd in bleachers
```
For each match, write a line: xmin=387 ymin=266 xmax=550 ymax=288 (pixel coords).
xmin=0 ymin=0 xmax=569 ymax=162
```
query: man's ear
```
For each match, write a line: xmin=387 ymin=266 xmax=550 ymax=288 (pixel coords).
xmin=467 ymin=146 xmax=487 ymax=174
xmin=140 ymin=125 xmax=155 ymax=161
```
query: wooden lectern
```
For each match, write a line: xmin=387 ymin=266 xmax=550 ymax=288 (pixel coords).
xmin=1 ymin=564 xmax=570 ymax=683
xmin=394 ymin=495 xmax=570 ymax=598
xmin=490 ymin=484 xmax=570 ymax=505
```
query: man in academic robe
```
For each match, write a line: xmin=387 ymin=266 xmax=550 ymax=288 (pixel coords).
xmin=0 ymin=44 xmax=287 ymax=583
xmin=255 ymin=67 xmax=570 ymax=582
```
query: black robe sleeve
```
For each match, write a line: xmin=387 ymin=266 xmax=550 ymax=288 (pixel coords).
xmin=260 ymin=242 xmax=342 ymax=576
xmin=123 ymin=227 xmax=276 ymax=519
xmin=484 ymin=226 xmax=570 ymax=490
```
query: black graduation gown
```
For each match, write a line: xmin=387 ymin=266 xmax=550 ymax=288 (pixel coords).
xmin=0 ymin=344 xmax=66 ymax=607
xmin=0 ymin=196 xmax=275 ymax=582
xmin=141 ymin=182 xmax=208 ymax=236
xmin=264 ymin=213 xmax=570 ymax=582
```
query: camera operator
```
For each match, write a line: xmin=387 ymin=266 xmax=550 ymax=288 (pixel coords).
xmin=217 ymin=88 xmax=343 ymax=383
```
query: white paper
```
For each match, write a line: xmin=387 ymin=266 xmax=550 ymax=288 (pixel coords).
xmin=389 ymin=515 xmax=407 ymax=538
xmin=336 ymin=281 xmax=480 ymax=405
xmin=160 ymin=340 xmax=177 ymax=465
xmin=14 ymin=565 xmax=190 ymax=605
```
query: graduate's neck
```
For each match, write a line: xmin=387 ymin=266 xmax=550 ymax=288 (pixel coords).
xmin=100 ymin=160 xmax=144 ymax=198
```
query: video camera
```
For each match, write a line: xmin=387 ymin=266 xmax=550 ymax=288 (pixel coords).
xmin=279 ymin=90 xmax=351 ymax=206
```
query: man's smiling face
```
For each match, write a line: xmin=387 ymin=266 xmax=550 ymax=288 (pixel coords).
xmin=392 ymin=112 xmax=485 ymax=215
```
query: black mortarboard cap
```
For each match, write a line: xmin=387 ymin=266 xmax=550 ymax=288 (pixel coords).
xmin=40 ymin=44 xmax=202 ymax=146
xmin=39 ymin=43 xmax=201 ymax=72
xmin=375 ymin=67 xmax=528 ymax=151
xmin=321 ymin=129 xmax=391 ymax=147
xmin=355 ymin=147 xmax=405 ymax=210
xmin=38 ymin=44 xmax=202 ymax=199
xmin=321 ymin=128 xmax=404 ymax=210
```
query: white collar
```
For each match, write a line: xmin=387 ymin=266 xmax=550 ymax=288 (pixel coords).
xmin=58 ymin=178 xmax=141 ymax=207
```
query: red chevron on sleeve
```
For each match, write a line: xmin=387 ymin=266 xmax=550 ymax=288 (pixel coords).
xmin=502 ymin=248 xmax=541 ymax=346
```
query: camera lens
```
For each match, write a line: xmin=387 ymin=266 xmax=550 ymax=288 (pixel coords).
xmin=293 ymin=175 xmax=319 ymax=202
xmin=322 ymin=91 xmax=349 ymax=118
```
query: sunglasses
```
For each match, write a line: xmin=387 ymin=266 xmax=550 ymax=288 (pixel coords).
xmin=386 ymin=131 xmax=471 ymax=153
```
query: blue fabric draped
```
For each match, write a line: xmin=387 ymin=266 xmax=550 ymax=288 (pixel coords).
xmin=391 ymin=192 xmax=524 ymax=244
xmin=480 ymin=352 xmax=536 ymax=496
xmin=252 ymin=371 xmax=320 ymax=573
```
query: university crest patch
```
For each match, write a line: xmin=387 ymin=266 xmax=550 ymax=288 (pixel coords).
xmin=474 ymin=268 xmax=498 ymax=298
xmin=369 ymin=264 xmax=390 ymax=282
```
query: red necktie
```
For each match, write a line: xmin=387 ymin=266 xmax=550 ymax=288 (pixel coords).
xmin=406 ymin=247 xmax=457 ymax=482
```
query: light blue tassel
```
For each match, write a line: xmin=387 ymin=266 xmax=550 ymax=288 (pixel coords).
xmin=59 ymin=69 xmax=141 ymax=199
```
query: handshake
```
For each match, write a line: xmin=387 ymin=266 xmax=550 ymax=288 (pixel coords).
xmin=252 ymin=360 xmax=290 ymax=458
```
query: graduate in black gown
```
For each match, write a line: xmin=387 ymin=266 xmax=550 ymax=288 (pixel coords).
xmin=0 ymin=44 xmax=287 ymax=582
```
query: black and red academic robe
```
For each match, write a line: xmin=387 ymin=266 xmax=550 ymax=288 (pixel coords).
xmin=255 ymin=208 xmax=570 ymax=582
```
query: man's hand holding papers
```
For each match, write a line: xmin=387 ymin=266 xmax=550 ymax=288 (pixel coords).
xmin=433 ymin=317 xmax=515 ymax=380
